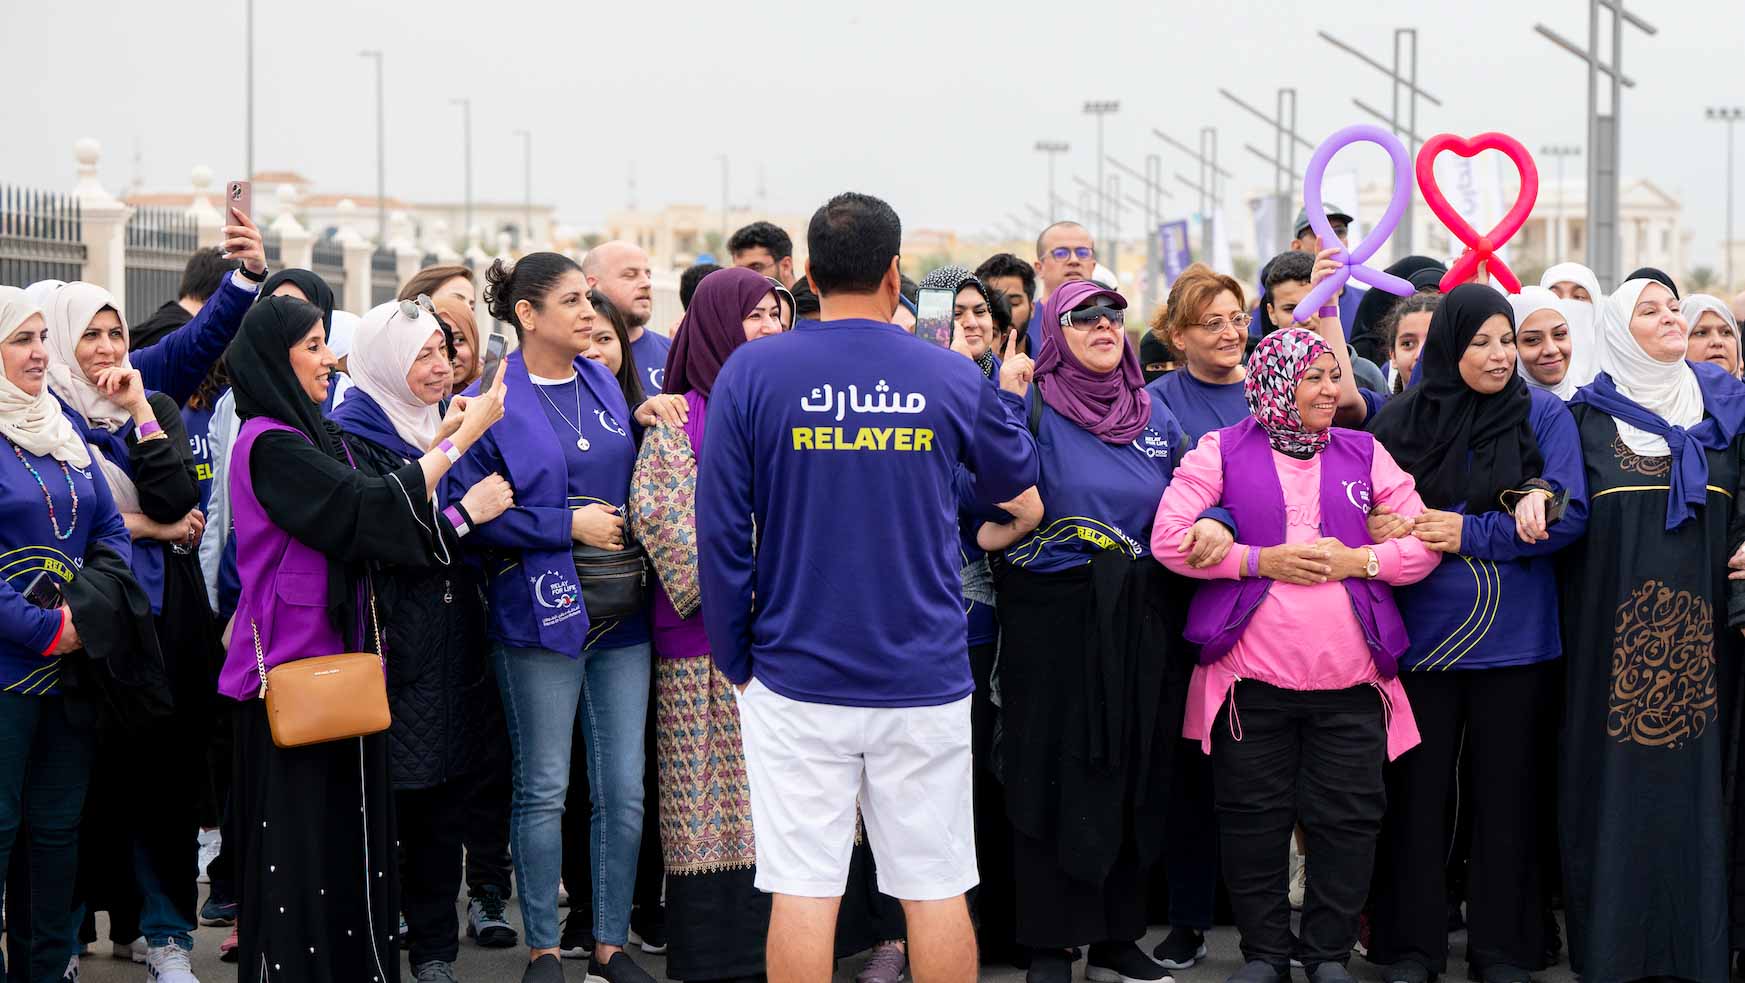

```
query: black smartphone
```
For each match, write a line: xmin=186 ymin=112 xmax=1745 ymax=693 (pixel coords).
xmin=479 ymin=333 xmax=507 ymax=391
xmin=915 ymin=288 xmax=955 ymax=347
xmin=1544 ymin=487 xmax=1571 ymax=526
xmin=21 ymin=571 xmax=62 ymax=609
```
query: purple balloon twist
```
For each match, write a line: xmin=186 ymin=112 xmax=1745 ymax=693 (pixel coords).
xmin=1292 ymin=124 xmax=1415 ymax=323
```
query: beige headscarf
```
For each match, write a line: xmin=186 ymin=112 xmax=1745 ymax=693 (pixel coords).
xmin=0 ymin=287 xmax=89 ymax=467
xmin=349 ymin=301 xmax=445 ymax=451
xmin=42 ymin=282 xmax=138 ymax=507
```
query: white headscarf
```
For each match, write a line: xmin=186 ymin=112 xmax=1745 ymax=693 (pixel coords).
xmin=43 ymin=282 xmax=133 ymax=433
xmin=1508 ymin=287 xmax=1596 ymax=399
xmin=349 ymin=301 xmax=444 ymax=451
xmin=327 ymin=309 xmax=360 ymax=360
xmin=1598 ymin=278 xmax=1702 ymax=456
xmin=1540 ymin=262 xmax=1604 ymax=306
xmin=42 ymin=282 xmax=139 ymax=509
xmin=1682 ymin=294 xmax=1739 ymax=336
xmin=0 ymin=287 xmax=89 ymax=468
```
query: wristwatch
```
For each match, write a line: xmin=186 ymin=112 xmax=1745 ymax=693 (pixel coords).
xmin=236 ymin=262 xmax=269 ymax=283
xmin=1363 ymin=547 xmax=1380 ymax=579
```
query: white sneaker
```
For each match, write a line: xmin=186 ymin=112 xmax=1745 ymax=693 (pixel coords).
xmin=1288 ymin=837 xmax=1307 ymax=910
xmin=145 ymin=944 xmax=200 ymax=983
xmin=115 ymin=936 xmax=148 ymax=962
xmin=63 ymin=955 xmax=80 ymax=982
xmin=197 ymin=829 xmax=221 ymax=884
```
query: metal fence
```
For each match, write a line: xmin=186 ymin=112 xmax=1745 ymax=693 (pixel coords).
xmin=262 ymin=231 xmax=282 ymax=267
xmin=123 ymin=207 xmax=197 ymax=325
xmin=371 ymin=246 xmax=398 ymax=306
xmin=0 ymin=185 xmax=85 ymax=289
xmin=312 ymin=237 xmax=346 ymax=304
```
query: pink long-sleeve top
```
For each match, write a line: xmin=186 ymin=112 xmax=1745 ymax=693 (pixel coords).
xmin=1152 ymin=430 xmax=1440 ymax=760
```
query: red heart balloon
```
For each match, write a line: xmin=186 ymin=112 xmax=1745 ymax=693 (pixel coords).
xmin=1415 ymin=132 xmax=1539 ymax=294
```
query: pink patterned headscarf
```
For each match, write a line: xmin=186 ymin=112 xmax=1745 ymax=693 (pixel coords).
xmin=1244 ymin=327 xmax=1333 ymax=456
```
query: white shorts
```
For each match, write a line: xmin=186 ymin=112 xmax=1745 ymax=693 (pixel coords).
xmin=734 ymin=678 xmax=978 ymax=901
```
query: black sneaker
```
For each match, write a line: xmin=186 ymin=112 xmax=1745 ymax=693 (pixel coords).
xmin=1227 ymin=961 xmax=1288 ymax=983
xmin=559 ymin=912 xmax=594 ymax=959
xmin=1384 ymin=958 xmax=1434 ymax=983
xmin=628 ymin=903 xmax=668 ymax=954
xmin=1152 ymin=927 xmax=1207 ymax=970
xmin=467 ymin=885 xmax=518 ymax=948
xmin=1086 ymin=940 xmax=1170 ymax=983
xmin=521 ymin=953 xmax=564 ymax=983
xmin=1477 ymin=965 xmax=1534 ymax=983
xmin=591 ymin=949 xmax=658 ymax=983
xmin=1308 ymin=962 xmax=1356 ymax=983
xmin=1026 ymin=950 xmax=1073 ymax=983
xmin=198 ymin=896 xmax=238 ymax=927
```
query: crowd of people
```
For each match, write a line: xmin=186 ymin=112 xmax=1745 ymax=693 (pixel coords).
xmin=0 ymin=186 xmax=1743 ymax=983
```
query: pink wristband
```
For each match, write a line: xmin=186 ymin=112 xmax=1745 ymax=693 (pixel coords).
xmin=1318 ymin=305 xmax=1339 ymax=319
xmin=136 ymin=420 xmax=163 ymax=439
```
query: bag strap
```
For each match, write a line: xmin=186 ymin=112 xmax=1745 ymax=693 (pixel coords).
xmin=251 ymin=618 xmax=268 ymax=698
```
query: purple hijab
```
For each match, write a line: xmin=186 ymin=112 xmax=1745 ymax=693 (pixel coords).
xmin=1033 ymin=279 xmax=1152 ymax=444
xmin=664 ymin=266 xmax=776 ymax=454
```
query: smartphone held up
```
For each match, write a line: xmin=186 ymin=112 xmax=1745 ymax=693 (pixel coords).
xmin=915 ymin=288 xmax=955 ymax=348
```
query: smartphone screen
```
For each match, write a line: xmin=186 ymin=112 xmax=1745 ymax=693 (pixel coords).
xmin=479 ymin=333 xmax=508 ymax=390
xmin=21 ymin=571 xmax=61 ymax=609
xmin=915 ymin=288 xmax=955 ymax=348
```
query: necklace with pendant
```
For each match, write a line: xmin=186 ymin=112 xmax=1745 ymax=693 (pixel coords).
xmin=535 ymin=378 xmax=591 ymax=452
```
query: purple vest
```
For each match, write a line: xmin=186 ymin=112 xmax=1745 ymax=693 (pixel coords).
xmin=216 ymin=418 xmax=346 ymax=701
xmin=1182 ymin=416 xmax=1408 ymax=677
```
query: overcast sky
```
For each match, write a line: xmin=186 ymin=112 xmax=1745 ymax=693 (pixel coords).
xmin=5 ymin=0 xmax=1739 ymax=264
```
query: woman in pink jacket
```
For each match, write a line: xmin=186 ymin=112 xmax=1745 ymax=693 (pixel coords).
xmin=1151 ymin=326 xmax=1439 ymax=983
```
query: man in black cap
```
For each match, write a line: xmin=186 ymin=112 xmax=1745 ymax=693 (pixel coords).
xmin=1288 ymin=202 xmax=1359 ymax=337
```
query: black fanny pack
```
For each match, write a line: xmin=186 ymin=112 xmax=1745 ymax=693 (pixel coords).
xmin=570 ymin=542 xmax=649 ymax=621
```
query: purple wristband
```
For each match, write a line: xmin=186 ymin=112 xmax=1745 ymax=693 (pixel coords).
xmin=1318 ymin=304 xmax=1339 ymax=319
xmin=437 ymin=438 xmax=460 ymax=463
xmin=443 ymin=505 xmax=470 ymax=537
xmin=1247 ymin=546 xmax=1260 ymax=578
xmin=136 ymin=420 xmax=163 ymax=439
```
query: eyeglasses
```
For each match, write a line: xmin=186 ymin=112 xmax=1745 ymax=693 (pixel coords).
xmin=1060 ymin=304 xmax=1125 ymax=330
xmin=398 ymin=293 xmax=436 ymax=320
xmin=1195 ymin=313 xmax=1253 ymax=333
xmin=1045 ymin=246 xmax=1095 ymax=262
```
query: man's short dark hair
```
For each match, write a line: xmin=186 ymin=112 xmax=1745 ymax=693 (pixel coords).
xmin=974 ymin=253 xmax=1036 ymax=300
xmin=679 ymin=262 xmax=721 ymax=310
xmin=1263 ymin=250 xmax=1316 ymax=296
xmin=805 ymin=192 xmax=901 ymax=296
xmin=178 ymin=247 xmax=234 ymax=303
xmin=899 ymin=275 xmax=919 ymax=305
xmin=727 ymin=221 xmax=793 ymax=262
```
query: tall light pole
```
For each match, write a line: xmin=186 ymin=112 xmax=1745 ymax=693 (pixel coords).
xmin=1034 ymin=140 xmax=1070 ymax=225
xmin=716 ymin=155 xmax=729 ymax=248
xmin=1220 ymin=86 xmax=1314 ymax=252
xmin=1083 ymin=101 xmax=1120 ymax=244
xmin=359 ymin=50 xmax=385 ymax=244
xmin=1540 ymin=145 xmax=1581 ymax=269
xmin=514 ymin=129 xmax=533 ymax=248
xmin=1536 ymin=1 xmax=1658 ymax=289
xmin=1709 ymin=107 xmax=1743 ymax=288
xmin=1155 ymin=127 xmax=1231 ymax=260
xmin=450 ymin=98 xmax=473 ymax=241
xmin=245 ymin=0 xmax=255 ymax=181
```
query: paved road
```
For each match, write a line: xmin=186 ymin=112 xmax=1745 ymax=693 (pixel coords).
xmin=71 ymin=908 xmax=1580 ymax=983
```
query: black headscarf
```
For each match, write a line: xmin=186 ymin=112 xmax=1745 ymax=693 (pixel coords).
xmin=1350 ymin=256 xmax=1446 ymax=364
xmin=1368 ymin=284 xmax=1543 ymax=515
xmin=1625 ymin=266 xmax=1679 ymax=299
xmin=258 ymin=269 xmax=336 ymax=332
xmin=226 ymin=296 xmax=346 ymax=463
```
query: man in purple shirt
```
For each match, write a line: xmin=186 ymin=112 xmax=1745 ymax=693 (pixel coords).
xmin=584 ymin=240 xmax=671 ymax=395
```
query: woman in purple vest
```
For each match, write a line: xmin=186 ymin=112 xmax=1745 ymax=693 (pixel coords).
xmin=983 ymin=279 xmax=1229 ymax=983
xmin=1364 ymin=284 xmax=1588 ymax=983
xmin=1152 ymin=326 xmax=1439 ymax=983
xmin=217 ymin=295 xmax=506 ymax=983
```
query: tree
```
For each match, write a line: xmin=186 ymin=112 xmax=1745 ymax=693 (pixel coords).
xmin=1688 ymin=266 xmax=1720 ymax=294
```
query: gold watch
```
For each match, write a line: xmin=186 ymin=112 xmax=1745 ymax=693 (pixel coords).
xmin=1363 ymin=547 xmax=1380 ymax=579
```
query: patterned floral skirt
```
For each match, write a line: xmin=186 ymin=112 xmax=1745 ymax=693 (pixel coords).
xmin=654 ymin=657 xmax=767 ymax=980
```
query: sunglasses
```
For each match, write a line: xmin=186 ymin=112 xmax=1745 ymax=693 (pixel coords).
xmin=1045 ymin=246 xmax=1095 ymax=262
xmin=1061 ymin=304 xmax=1125 ymax=330
xmin=398 ymin=293 xmax=437 ymax=320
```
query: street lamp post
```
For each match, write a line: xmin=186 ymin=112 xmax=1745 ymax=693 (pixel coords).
xmin=245 ymin=0 xmax=255 ymax=181
xmin=359 ymin=50 xmax=385 ymax=244
xmin=1709 ymin=107 xmax=1743 ymax=288
xmin=514 ymin=129 xmax=533 ymax=248
xmin=450 ymin=98 xmax=473 ymax=242
xmin=1540 ymin=145 xmax=1581 ymax=270
xmin=1319 ymin=27 xmax=1441 ymax=253
xmin=1083 ymin=101 xmax=1121 ymax=243
xmin=1034 ymin=140 xmax=1070 ymax=224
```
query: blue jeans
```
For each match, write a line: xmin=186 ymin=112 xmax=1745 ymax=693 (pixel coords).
xmin=0 ymin=692 xmax=97 ymax=983
xmin=494 ymin=642 xmax=650 ymax=950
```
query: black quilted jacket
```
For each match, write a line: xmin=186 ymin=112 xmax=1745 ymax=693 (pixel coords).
xmin=348 ymin=433 xmax=500 ymax=790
